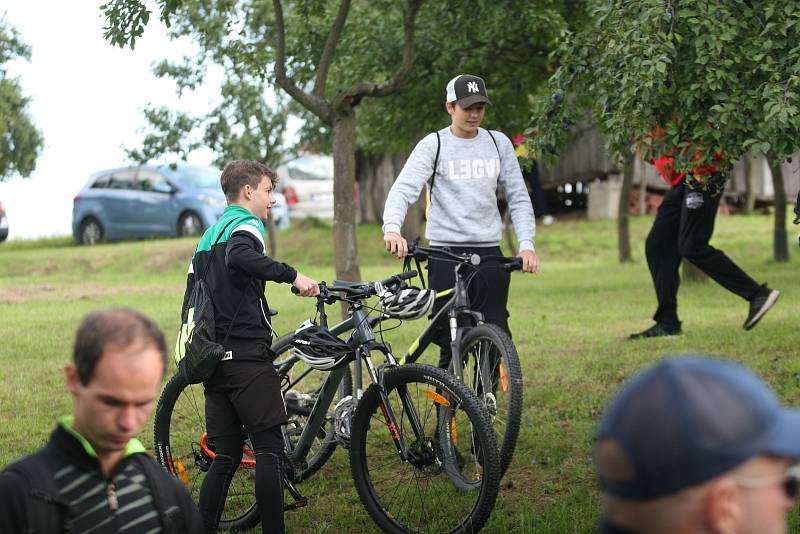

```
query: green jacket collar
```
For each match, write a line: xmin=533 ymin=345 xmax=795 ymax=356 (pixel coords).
xmin=58 ymin=415 xmax=146 ymax=459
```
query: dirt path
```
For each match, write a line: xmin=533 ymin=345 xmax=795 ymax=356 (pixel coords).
xmin=0 ymin=283 xmax=184 ymax=304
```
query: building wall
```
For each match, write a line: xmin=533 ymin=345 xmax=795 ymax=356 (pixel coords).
xmin=540 ymin=126 xmax=800 ymax=200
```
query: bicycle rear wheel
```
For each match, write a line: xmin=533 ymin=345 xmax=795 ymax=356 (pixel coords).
xmin=349 ymin=364 xmax=500 ymax=534
xmin=456 ymin=323 xmax=523 ymax=476
xmin=153 ymin=372 xmax=259 ymax=531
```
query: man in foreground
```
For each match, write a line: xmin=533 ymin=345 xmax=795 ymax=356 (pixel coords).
xmin=189 ymin=160 xmax=318 ymax=533
xmin=596 ymin=355 xmax=800 ymax=533
xmin=0 ymin=308 xmax=202 ymax=532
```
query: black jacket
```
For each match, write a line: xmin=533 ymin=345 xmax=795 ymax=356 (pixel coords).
xmin=0 ymin=424 xmax=203 ymax=533
xmin=182 ymin=206 xmax=296 ymax=344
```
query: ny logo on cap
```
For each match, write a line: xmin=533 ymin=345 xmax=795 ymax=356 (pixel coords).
xmin=467 ymin=81 xmax=479 ymax=93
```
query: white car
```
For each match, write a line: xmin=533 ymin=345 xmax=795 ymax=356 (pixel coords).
xmin=0 ymin=200 xmax=8 ymax=242
xmin=276 ymin=154 xmax=334 ymax=220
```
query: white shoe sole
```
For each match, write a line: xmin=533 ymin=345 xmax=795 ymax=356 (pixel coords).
xmin=744 ymin=290 xmax=780 ymax=330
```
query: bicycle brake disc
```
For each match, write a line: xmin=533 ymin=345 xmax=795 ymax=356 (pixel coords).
xmin=333 ymin=395 xmax=357 ymax=449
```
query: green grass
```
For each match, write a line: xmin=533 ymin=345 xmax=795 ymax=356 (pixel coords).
xmin=1 ymin=214 xmax=798 ymax=532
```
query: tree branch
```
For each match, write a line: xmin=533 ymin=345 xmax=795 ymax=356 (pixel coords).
xmin=313 ymin=0 xmax=351 ymax=98
xmin=272 ymin=0 xmax=332 ymax=123
xmin=334 ymin=0 xmax=423 ymax=108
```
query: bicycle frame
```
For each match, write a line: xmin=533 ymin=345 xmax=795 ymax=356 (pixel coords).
xmin=396 ymin=262 xmax=484 ymax=383
xmin=275 ymin=286 xmax=437 ymax=471
xmin=273 ymin=309 xmax=357 ymax=463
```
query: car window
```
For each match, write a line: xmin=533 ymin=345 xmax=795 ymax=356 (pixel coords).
xmin=107 ymin=172 xmax=137 ymax=190
xmin=91 ymin=175 xmax=111 ymax=189
xmin=173 ymin=166 xmax=220 ymax=189
xmin=286 ymin=155 xmax=333 ymax=181
xmin=136 ymin=171 xmax=170 ymax=192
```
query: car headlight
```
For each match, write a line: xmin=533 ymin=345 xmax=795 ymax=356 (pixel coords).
xmin=199 ymin=194 xmax=227 ymax=208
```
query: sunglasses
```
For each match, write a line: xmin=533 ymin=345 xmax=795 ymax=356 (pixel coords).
xmin=735 ymin=464 xmax=800 ymax=500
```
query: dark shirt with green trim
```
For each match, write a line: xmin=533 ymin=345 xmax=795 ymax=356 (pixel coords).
xmin=183 ymin=205 xmax=297 ymax=344
xmin=0 ymin=416 xmax=202 ymax=533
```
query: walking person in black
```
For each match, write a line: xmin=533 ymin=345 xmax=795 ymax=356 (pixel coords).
xmin=630 ymin=134 xmax=779 ymax=338
xmin=0 ymin=308 xmax=203 ymax=533
xmin=187 ymin=160 xmax=319 ymax=533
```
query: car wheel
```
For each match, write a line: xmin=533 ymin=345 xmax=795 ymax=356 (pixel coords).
xmin=79 ymin=218 xmax=104 ymax=245
xmin=178 ymin=211 xmax=203 ymax=237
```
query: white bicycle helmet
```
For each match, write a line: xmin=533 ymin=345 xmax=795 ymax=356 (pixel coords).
xmin=379 ymin=286 xmax=436 ymax=320
xmin=291 ymin=323 xmax=354 ymax=370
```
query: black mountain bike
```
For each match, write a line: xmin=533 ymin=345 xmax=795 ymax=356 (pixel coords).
xmin=391 ymin=240 xmax=524 ymax=477
xmin=154 ymin=272 xmax=501 ymax=533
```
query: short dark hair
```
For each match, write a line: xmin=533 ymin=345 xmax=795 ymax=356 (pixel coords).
xmin=73 ymin=308 xmax=167 ymax=385
xmin=220 ymin=160 xmax=278 ymax=202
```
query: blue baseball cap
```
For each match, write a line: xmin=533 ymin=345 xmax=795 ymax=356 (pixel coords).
xmin=595 ymin=356 xmax=800 ymax=500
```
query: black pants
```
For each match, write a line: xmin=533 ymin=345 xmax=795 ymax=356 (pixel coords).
xmin=645 ymin=182 xmax=761 ymax=327
xmin=200 ymin=341 xmax=287 ymax=534
xmin=428 ymin=245 xmax=511 ymax=369
xmin=198 ymin=426 xmax=285 ymax=534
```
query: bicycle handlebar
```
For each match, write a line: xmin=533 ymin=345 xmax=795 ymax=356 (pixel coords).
xmin=290 ymin=271 xmax=418 ymax=301
xmin=406 ymin=239 xmax=523 ymax=272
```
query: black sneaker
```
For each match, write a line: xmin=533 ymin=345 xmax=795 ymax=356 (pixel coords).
xmin=744 ymin=285 xmax=780 ymax=330
xmin=628 ymin=323 xmax=682 ymax=340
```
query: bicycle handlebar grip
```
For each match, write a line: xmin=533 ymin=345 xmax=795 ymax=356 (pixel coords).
xmin=376 ymin=270 xmax=418 ymax=292
xmin=292 ymin=283 xmax=326 ymax=295
xmin=505 ymin=257 xmax=523 ymax=271
xmin=397 ymin=270 xmax=418 ymax=281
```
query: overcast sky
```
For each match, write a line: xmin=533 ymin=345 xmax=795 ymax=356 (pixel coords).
xmin=0 ymin=2 xmax=218 ymax=239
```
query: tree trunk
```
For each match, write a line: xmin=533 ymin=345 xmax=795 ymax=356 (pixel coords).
xmin=331 ymin=110 xmax=362 ymax=283
xmin=767 ymin=151 xmax=789 ymax=262
xmin=743 ymin=152 xmax=755 ymax=214
xmin=617 ymin=154 xmax=634 ymax=262
xmin=639 ymin=174 xmax=647 ymax=215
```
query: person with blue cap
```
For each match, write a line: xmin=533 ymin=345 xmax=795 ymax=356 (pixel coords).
xmin=595 ymin=355 xmax=800 ymax=534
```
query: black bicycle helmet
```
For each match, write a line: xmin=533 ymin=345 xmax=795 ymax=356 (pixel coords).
xmin=291 ymin=323 xmax=355 ymax=370
xmin=379 ymin=286 xmax=436 ymax=320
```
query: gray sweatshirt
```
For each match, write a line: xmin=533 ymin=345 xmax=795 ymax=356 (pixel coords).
xmin=382 ymin=127 xmax=536 ymax=251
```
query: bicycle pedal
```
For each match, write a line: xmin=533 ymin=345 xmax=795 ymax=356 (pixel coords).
xmin=283 ymin=497 xmax=308 ymax=511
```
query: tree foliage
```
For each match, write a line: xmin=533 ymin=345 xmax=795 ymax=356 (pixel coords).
xmin=127 ymin=76 xmax=288 ymax=168
xmin=0 ymin=18 xmax=43 ymax=181
xmin=356 ymin=1 xmax=577 ymax=155
xmin=107 ymin=0 xmax=576 ymax=160
xmin=528 ymin=0 xmax=800 ymax=174
xmin=102 ymin=0 xmax=426 ymax=284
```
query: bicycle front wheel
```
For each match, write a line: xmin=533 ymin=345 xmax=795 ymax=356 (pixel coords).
xmin=349 ymin=364 xmax=500 ymax=534
xmin=153 ymin=372 xmax=258 ymax=531
xmin=456 ymin=323 xmax=523 ymax=476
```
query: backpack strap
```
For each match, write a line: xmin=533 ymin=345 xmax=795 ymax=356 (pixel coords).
xmin=133 ymin=455 xmax=184 ymax=534
xmin=486 ymin=129 xmax=502 ymax=194
xmin=429 ymin=131 xmax=441 ymax=193
xmin=424 ymin=132 xmax=441 ymax=219
xmin=195 ymin=218 xmax=238 ymax=282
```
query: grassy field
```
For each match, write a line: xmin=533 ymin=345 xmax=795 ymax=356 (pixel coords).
xmin=1 ymin=214 xmax=798 ymax=532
